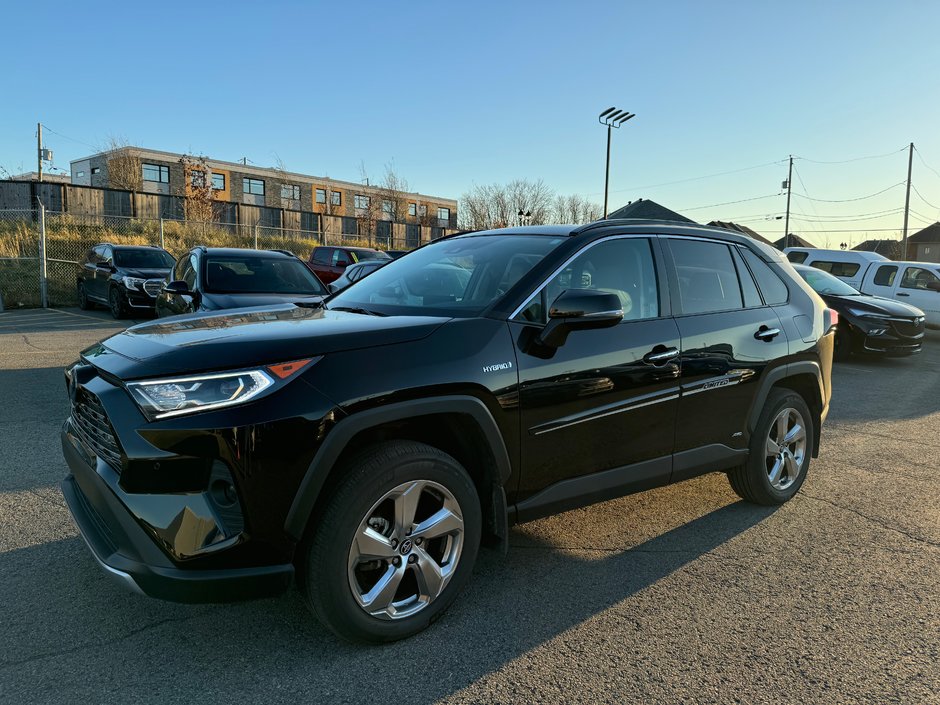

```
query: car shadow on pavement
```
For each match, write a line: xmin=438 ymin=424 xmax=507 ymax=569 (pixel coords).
xmin=0 ymin=497 xmax=777 ymax=704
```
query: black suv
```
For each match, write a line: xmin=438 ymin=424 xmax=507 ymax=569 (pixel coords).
xmin=155 ymin=247 xmax=328 ymax=318
xmin=60 ymin=221 xmax=834 ymax=643
xmin=77 ymin=244 xmax=175 ymax=318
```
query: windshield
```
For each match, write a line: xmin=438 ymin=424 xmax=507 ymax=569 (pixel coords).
xmin=329 ymin=235 xmax=564 ymax=317
xmin=205 ymin=256 xmax=327 ymax=295
xmin=114 ymin=249 xmax=175 ymax=269
xmin=353 ymin=249 xmax=392 ymax=262
xmin=797 ymin=267 xmax=860 ymax=296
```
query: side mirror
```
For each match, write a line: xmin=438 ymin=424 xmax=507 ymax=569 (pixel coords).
xmin=163 ymin=280 xmax=191 ymax=295
xmin=537 ymin=290 xmax=623 ymax=348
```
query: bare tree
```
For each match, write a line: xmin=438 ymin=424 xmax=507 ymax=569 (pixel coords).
xmin=459 ymin=179 xmax=555 ymax=229
xmin=376 ymin=163 xmax=411 ymax=223
xmin=102 ymin=136 xmax=142 ymax=192
xmin=177 ymin=154 xmax=215 ymax=226
xmin=552 ymin=193 xmax=603 ymax=224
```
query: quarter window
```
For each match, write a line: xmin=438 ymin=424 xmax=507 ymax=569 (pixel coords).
xmin=520 ymin=238 xmax=659 ymax=323
xmin=243 ymin=178 xmax=265 ymax=196
xmin=873 ymin=265 xmax=898 ymax=287
xmin=316 ymin=188 xmax=327 ymax=204
xmin=731 ymin=248 xmax=763 ymax=307
xmin=668 ymin=239 xmax=744 ymax=314
xmin=810 ymin=261 xmax=860 ymax=277
xmin=900 ymin=266 xmax=940 ymax=290
xmin=739 ymin=248 xmax=789 ymax=305
xmin=142 ymin=163 xmax=169 ymax=183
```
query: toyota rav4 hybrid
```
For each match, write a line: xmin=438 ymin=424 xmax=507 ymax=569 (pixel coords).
xmin=60 ymin=221 xmax=834 ymax=643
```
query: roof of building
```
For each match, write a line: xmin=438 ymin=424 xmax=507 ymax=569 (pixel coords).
xmin=605 ymin=198 xmax=695 ymax=223
xmin=11 ymin=172 xmax=71 ymax=183
xmin=853 ymin=239 xmax=903 ymax=259
xmin=707 ymin=220 xmax=775 ymax=246
xmin=908 ymin=222 xmax=940 ymax=243
xmin=773 ymin=233 xmax=816 ymax=249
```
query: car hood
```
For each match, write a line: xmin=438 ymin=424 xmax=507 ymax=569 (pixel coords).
xmin=825 ymin=293 xmax=925 ymax=318
xmin=201 ymin=292 xmax=324 ymax=309
xmin=122 ymin=267 xmax=172 ymax=279
xmin=83 ymin=304 xmax=451 ymax=379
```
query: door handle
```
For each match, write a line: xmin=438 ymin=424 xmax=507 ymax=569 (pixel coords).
xmin=754 ymin=326 xmax=781 ymax=341
xmin=896 ymin=292 xmax=910 ymax=297
xmin=643 ymin=346 xmax=679 ymax=365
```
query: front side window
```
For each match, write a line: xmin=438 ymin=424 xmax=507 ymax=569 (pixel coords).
xmin=142 ymin=163 xmax=169 ymax=183
xmin=520 ymin=238 xmax=659 ymax=323
xmin=211 ymin=173 xmax=225 ymax=190
xmin=182 ymin=255 xmax=198 ymax=289
xmin=668 ymin=239 xmax=744 ymax=314
xmin=811 ymin=261 xmax=860 ymax=277
xmin=316 ymin=188 xmax=327 ymax=204
xmin=330 ymin=235 xmax=562 ymax=318
xmin=281 ymin=184 xmax=301 ymax=200
xmin=354 ymin=194 xmax=370 ymax=210
xmin=243 ymin=178 xmax=265 ymax=196
xmin=900 ymin=266 xmax=940 ymax=290
xmin=873 ymin=265 xmax=898 ymax=286
xmin=205 ymin=256 xmax=327 ymax=295
xmin=332 ymin=250 xmax=352 ymax=267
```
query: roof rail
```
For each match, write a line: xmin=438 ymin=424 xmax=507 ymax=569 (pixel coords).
xmin=269 ymin=249 xmax=294 ymax=256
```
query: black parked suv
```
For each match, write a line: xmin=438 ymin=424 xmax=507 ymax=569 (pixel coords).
xmin=60 ymin=220 xmax=834 ymax=643
xmin=77 ymin=244 xmax=175 ymax=318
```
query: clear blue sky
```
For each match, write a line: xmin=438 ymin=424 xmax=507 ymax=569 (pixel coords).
xmin=3 ymin=0 xmax=940 ymax=246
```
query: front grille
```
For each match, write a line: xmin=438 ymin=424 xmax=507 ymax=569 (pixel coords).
xmin=71 ymin=389 xmax=123 ymax=471
xmin=889 ymin=319 xmax=924 ymax=338
xmin=143 ymin=279 xmax=164 ymax=297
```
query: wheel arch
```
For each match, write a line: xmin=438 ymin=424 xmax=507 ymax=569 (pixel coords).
xmin=284 ymin=395 xmax=512 ymax=549
xmin=748 ymin=362 xmax=825 ymax=457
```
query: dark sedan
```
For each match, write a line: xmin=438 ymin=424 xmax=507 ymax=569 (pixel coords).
xmin=156 ymin=247 xmax=327 ymax=318
xmin=794 ymin=264 xmax=925 ymax=360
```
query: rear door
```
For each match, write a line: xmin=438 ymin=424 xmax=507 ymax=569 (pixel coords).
xmin=896 ymin=265 xmax=940 ymax=326
xmin=664 ymin=238 xmax=789 ymax=478
xmin=511 ymin=235 xmax=681 ymax=509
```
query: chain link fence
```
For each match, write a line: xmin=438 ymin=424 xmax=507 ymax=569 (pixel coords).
xmin=0 ymin=209 xmax=433 ymax=309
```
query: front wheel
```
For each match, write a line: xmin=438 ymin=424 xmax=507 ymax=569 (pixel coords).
xmin=77 ymin=282 xmax=92 ymax=310
xmin=108 ymin=286 xmax=126 ymax=319
xmin=728 ymin=388 xmax=813 ymax=505
xmin=302 ymin=441 xmax=481 ymax=643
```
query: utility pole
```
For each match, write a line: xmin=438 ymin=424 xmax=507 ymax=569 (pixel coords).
xmin=902 ymin=142 xmax=914 ymax=259
xmin=37 ymin=122 xmax=43 ymax=183
xmin=783 ymin=156 xmax=793 ymax=249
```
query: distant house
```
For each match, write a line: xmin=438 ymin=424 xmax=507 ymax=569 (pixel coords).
xmin=707 ymin=220 xmax=775 ymax=247
xmin=905 ymin=222 xmax=940 ymax=263
xmin=606 ymin=198 xmax=695 ymax=223
xmin=853 ymin=239 xmax=903 ymax=260
xmin=772 ymin=233 xmax=816 ymax=250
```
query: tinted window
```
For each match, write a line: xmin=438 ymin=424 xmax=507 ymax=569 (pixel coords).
xmin=205 ymin=256 xmax=327 ymax=295
xmin=520 ymin=238 xmax=659 ymax=323
xmin=787 ymin=251 xmax=809 ymax=264
xmin=669 ymin=240 xmax=743 ymax=314
xmin=796 ymin=267 xmax=860 ymax=296
xmin=900 ymin=266 xmax=940 ymax=290
xmin=311 ymin=247 xmax=331 ymax=265
xmin=353 ymin=249 xmax=392 ymax=262
xmin=811 ymin=261 xmax=860 ymax=277
xmin=333 ymin=250 xmax=352 ymax=267
xmin=873 ymin=265 xmax=898 ymax=287
xmin=731 ymin=248 xmax=763 ymax=307
xmin=114 ymin=249 xmax=175 ymax=269
xmin=101 ymin=247 xmax=114 ymax=266
xmin=740 ymin=248 xmax=789 ymax=305
xmin=175 ymin=255 xmax=197 ymax=289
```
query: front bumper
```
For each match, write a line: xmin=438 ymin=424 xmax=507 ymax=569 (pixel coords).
xmin=61 ymin=425 xmax=294 ymax=603
xmin=847 ymin=317 xmax=924 ymax=357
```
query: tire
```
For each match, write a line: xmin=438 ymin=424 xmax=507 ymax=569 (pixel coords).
xmin=108 ymin=286 xmax=126 ymax=319
xmin=833 ymin=324 xmax=852 ymax=362
xmin=77 ymin=282 xmax=92 ymax=310
xmin=302 ymin=440 xmax=481 ymax=643
xmin=728 ymin=388 xmax=813 ymax=505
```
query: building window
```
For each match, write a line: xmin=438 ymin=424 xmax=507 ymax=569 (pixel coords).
xmin=281 ymin=184 xmax=301 ymax=200
xmin=142 ymin=163 xmax=169 ymax=183
xmin=211 ymin=173 xmax=225 ymax=190
xmin=383 ymin=200 xmax=394 ymax=216
xmin=419 ymin=205 xmax=427 ymax=216
xmin=316 ymin=188 xmax=327 ymax=204
xmin=331 ymin=191 xmax=341 ymax=206
xmin=191 ymin=170 xmax=206 ymax=188
xmin=243 ymin=177 xmax=265 ymax=195
xmin=91 ymin=167 xmax=100 ymax=175
xmin=354 ymin=194 xmax=370 ymax=209
xmin=408 ymin=202 xmax=417 ymax=217
xmin=76 ymin=171 xmax=86 ymax=178
xmin=438 ymin=207 xmax=451 ymax=222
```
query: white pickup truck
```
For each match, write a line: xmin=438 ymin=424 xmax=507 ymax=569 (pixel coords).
xmin=785 ymin=248 xmax=940 ymax=327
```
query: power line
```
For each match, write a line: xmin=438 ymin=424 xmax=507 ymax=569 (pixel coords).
xmin=914 ymin=147 xmax=940 ymax=182
xmin=794 ymin=146 xmax=907 ymax=165
xmin=789 ymin=210 xmax=904 ymax=223
xmin=591 ymin=159 xmax=787 ymax=197
xmin=790 ymin=182 xmax=905 ymax=203
xmin=911 ymin=183 xmax=940 ymax=212
xmin=39 ymin=125 xmax=99 ymax=151
xmin=678 ymin=193 xmax=781 ymax=212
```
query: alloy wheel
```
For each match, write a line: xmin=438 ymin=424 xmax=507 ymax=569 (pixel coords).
xmin=765 ymin=407 xmax=807 ymax=491
xmin=347 ymin=479 xmax=464 ymax=620
xmin=109 ymin=288 xmax=121 ymax=317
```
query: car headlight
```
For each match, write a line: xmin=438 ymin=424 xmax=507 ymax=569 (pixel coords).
xmin=122 ymin=276 xmax=147 ymax=291
xmin=846 ymin=308 xmax=891 ymax=319
xmin=126 ymin=358 xmax=319 ymax=420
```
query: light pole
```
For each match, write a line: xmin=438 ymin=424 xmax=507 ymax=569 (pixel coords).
xmin=598 ymin=107 xmax=635 ymax=218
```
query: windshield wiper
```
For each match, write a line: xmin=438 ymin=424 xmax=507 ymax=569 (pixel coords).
xmin=328 ymin=305 xmax=386 ymax=316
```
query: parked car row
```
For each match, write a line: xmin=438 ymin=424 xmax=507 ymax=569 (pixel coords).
xmin=76 ymin=243 xmax=397 ymax=319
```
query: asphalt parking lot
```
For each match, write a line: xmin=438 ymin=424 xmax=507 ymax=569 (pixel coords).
xmin=1 ymin=307 xmax=938 ymax=705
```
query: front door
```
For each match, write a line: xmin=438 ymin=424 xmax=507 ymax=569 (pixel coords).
xmin=896 ymin=265 xmax=940 ymax=326
xmin=511 ymin=236 xmax=680 ymax=512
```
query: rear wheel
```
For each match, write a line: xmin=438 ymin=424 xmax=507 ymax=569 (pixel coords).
xmin=728 ymin=388 xmax=813 ymax=505
xmin=302 ymin=441 xmax=481 ymax=643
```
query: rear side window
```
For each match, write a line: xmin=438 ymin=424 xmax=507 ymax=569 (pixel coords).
xmin=873 ymin=265 xmax=898 ymax=286
xmin=668 ymin=239 xmax=743 ymax=314
xmin=787 ymin=251 xmax=809 ymax=264
xmin=740 ymin=248 xmax=789 ymax=305
xmin=311 ymin=247 xmax=331 ymax=265
xmin=811 ymin=261 xmax=860 ymax=277
xmin=731 ymin=248 xmax=763 ymax=308
xmin=333 ymin=249 xmax=352 ymax=266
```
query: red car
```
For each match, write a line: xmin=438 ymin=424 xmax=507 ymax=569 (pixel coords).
xmin=306 ymin=246 xmax=391 ymax=284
